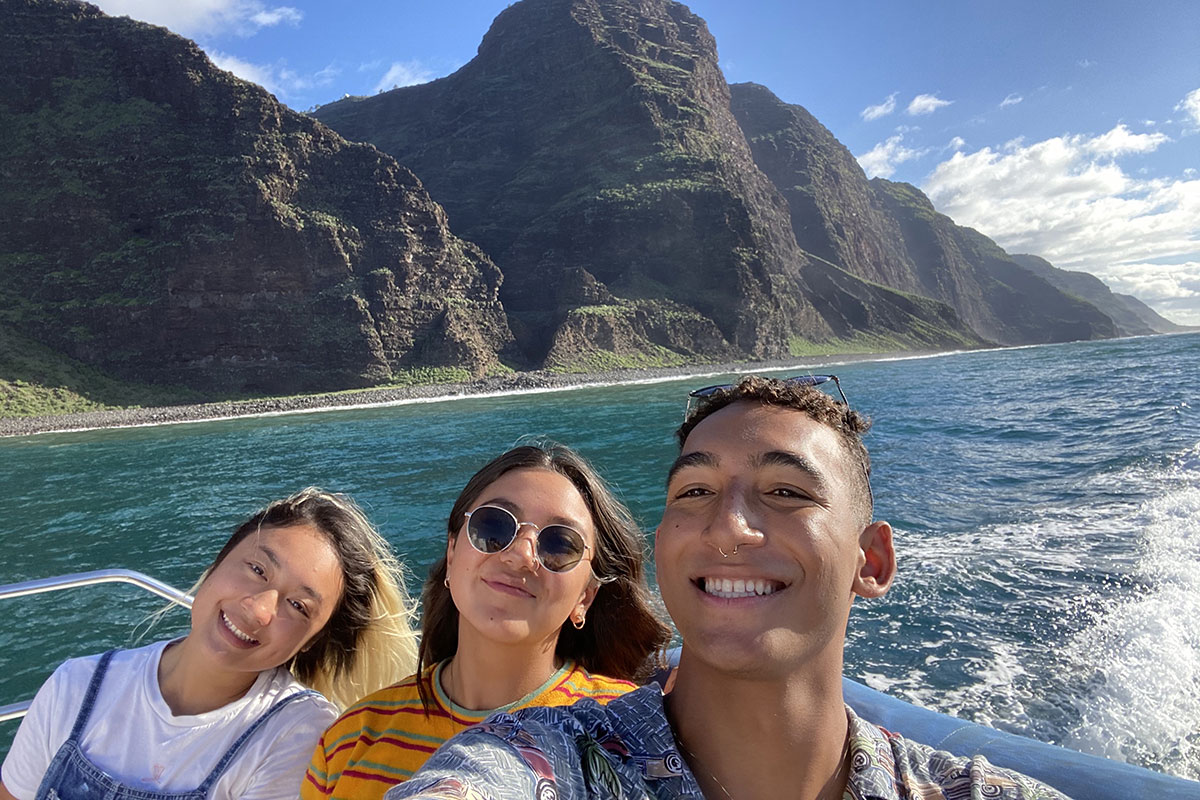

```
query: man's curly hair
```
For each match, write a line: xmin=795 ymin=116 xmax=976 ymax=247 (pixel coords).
xmin=676 ymin=375 xmax=874 ymax=524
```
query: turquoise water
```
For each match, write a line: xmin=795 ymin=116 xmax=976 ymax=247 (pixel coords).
xmin=2 ymin=333 xmax=1198 ymax=779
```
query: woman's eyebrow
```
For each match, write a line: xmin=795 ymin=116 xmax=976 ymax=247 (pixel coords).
xmin=477 ymin=496 xmax=585 ymax=530
xmin=260 ymin=544 xmax=327 ymax=604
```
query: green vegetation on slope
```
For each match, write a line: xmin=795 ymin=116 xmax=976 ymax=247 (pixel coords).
xmin=0 ymin=326 xmax=197 ymax=417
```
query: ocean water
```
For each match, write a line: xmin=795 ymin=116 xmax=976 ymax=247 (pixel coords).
xmin=1 ymin=332 xmax=1197 ymax=779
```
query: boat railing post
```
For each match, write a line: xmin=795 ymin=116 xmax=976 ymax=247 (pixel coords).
xmin=0 ymin=569 xmax=192 ymax=723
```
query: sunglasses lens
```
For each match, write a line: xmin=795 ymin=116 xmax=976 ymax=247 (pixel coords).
xmin=537 ymin=526 xmax=587 ymax=572
xmin=466 ymin=506 xmax=517 ymax=553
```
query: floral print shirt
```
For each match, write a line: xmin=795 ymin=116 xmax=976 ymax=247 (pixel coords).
xmin=385 ymin=684 xmax=1071 ymax=800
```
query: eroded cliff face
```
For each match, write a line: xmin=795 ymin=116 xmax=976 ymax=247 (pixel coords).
xmin=315 ymin=0 xmax=981 ymax=367
xmin=1010 ymin=255 xmax=1186 ymax=336
xmin=1 ymin=0 xmax=512 ymax=394
xmin=730 ymin=82 xmax=1119 ymax=346
xmin=871 ymin=181 xmax=1118 ymax=343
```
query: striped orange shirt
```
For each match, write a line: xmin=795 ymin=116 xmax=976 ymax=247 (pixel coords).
xmin=301 ymin=660 xmax=635 ymax=800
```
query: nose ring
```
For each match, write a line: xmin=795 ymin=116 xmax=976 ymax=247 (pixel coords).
xmin=717 ymin=544 xmax=740 ymax=558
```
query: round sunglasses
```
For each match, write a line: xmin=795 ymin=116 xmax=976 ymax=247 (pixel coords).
xmin=463 ymin=505 xmax=592 ymax=573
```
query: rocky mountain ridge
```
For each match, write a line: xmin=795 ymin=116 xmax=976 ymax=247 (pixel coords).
xmin=2 ymin=0 xmax=1176 ymax=411
xmin=2 ymin=0 xmax=513 ymax=395
xmin=314 ymin=0 xmax=988 ymax=367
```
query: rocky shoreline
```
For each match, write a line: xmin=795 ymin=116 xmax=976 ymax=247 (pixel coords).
xmin=0 ymin=351 xmax=939 ymax=438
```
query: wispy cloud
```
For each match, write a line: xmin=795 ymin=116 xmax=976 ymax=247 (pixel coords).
xmin=861 ymin=92 xmax=898 ymax=122
xmin=248 ymin=6 xmax=301 ymax=27
xmin=856 ymin=134 xmax=925 ymax=179
xmin=208 ymin=50 xmax=338 ymax=99
xmin=1176 ymin=88 xmax=1200 ymax=129
xmin=922 ymin=124 xmax=1199 ymax=321
xmin=999 ymin=93 xmax=1023 ymax=108
xmin=92 ymin=0 xmax=302 ymax=37
xmin=947 ymin=136 xmax=966 ymax=151
xmin=374 ymin=61 xmax=434 ymax=93
xmin=1078 ymin=58 xmax=1097 ymax=68
xmin=907 ymin=93 xmax=953 ymax=116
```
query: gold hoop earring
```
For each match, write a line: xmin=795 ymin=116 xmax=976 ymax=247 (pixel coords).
xmin=572 ymin=616 xmax=585 ymax=630
xmin=443 ymin=577 xmax=450 ymax=588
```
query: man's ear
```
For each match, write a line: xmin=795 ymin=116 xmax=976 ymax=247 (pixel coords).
xmin=853 ymin=521 xmax=896 ymax=599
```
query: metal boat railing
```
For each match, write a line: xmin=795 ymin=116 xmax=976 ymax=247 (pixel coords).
xmin=0 ymin=569 xmax=192 ymax=723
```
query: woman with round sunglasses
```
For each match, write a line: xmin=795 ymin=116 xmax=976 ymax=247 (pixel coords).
xmin=303 ymin=444 xmax=671 ymax=800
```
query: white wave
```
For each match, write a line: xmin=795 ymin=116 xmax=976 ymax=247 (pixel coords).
xmin=1057 ymin=470 xmax=1200 ymax=777
xmin=876 ymin=442 xmax=1200 ymax=779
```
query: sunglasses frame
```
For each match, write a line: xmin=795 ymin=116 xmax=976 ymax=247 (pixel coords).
xmin=462 ymin=504 xmax=592 ymax=573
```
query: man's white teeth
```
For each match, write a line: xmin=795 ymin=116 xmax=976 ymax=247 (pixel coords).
xmin=702 ymin=578 xmax=778 ymax=598
xmin=221 ymin=612 xmax=259 ymax=644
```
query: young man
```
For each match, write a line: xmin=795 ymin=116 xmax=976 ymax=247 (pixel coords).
xmin=387 ymin=376 xmax=1070 ymax=800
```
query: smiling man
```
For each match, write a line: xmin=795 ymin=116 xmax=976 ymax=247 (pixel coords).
xmin=387 ymin=376 xmax=1069 ymax=800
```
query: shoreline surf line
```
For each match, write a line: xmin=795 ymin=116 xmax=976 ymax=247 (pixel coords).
xmin=0 ymin=347 xmax=992 ymax=439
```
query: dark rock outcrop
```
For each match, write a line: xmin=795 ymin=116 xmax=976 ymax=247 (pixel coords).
xmin=1 ymin=0 xmax=513 ymax=394
xmin=729 ymin=82 xmax=1120 ymax=346
xmin=315 ymin=0 xmax=982 ymax=366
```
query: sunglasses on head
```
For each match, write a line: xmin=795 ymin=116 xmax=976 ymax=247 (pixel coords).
xmin=685 ymin=373 xmax=872 ymax=504
xmin=463 ymin=505 xmax=592 ymax=573
xmin=686 ymin=374 xmax=849 ymax=417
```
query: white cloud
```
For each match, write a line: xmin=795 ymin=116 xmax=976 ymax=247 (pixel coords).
xmin=1078 ymin=59 xmax=1097 ymax=68
xmin=249 ymin=7 xmax=301 ymax=27
xmin=861 ymin=92 xmax=898 ymax=122
xmin=1000 ymin=93 xmax=1023 ymax=108
xmin=922 ymin=125 xmax=1200 ymax=321
xmin=947 ymin=136 xmax=966 ymax=151
xmin=907 ymin=94 xmax=953 ymax=116
xmin=856 ymin=134 xmax=924 ymax=179
xmin=374 ymin=61 xmax=434 ymax=93
xmin=208 ymin=50 xmax=338 ymax=98
xmin=1176 ymin=88 xmax=1200 ymax=129
xmin=1085 ymin=124 xmax=1170 ymax=156
xmin=91 ymin=0 xmax=302 ymax=37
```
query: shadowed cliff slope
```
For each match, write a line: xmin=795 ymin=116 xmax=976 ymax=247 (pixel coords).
xmin=1010 ymin=255 xmax=1187 ymax=335
xmin=1 ymin=0 xmax=513 ymax=395
xmin=729 ymin=82 xmax=1120 ymax=345
xmin=315 ymin=0 xmax=983 ymax=365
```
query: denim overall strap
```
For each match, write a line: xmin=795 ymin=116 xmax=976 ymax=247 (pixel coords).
xmin=66 ymin=650 xmax=117 ymax=743
xmin=194 ymin=689 xmax=319 ymax=794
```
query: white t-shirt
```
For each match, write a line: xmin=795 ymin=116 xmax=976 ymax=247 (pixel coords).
xmin=1 ymin=640 xmax=338 ymax=800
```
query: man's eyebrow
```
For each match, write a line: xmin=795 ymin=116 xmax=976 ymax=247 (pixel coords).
xmin=261 ymin=544 xmax=326 ymax=604
xmin=755 ymin=451 xmax=830 ymax=490
xmin=667 ymin=451 xmax=717 ymax=485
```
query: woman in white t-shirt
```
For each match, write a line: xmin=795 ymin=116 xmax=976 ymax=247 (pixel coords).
xmin=1 ymin=487 xmax=419 ymax=800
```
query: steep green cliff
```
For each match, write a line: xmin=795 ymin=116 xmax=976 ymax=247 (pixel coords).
xmin=1 ymin=0 xmax=513 ymax=395
xmin=873 ymin=181 xmax=1118 ymax=343
xmin=315 ymin=0 xmax=981 ymax=367
xmin=1010 ymin=254 xmax=1187 ymax=335
xmin=729 ymin=82 xmax=1119 ymax=346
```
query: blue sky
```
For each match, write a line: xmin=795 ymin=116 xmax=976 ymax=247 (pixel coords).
xmin=90 ymin=0 xmax=1200 ymax=325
